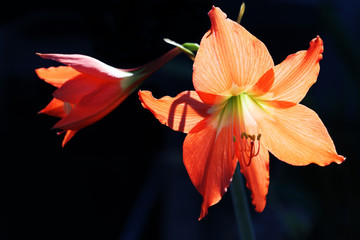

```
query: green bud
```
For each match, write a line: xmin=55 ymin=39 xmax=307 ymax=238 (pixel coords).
xmin=237 ymin=2 xmax=246 ymax=24
xmin=163 ymin=38 xmax=199 ymax=61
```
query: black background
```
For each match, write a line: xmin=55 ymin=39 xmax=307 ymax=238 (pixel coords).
xmin=0 ymin=0 xmax=359 ymax=239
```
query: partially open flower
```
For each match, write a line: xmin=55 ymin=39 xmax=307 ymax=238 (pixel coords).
xmin=37 ymin=48 xmax=181 ymax=147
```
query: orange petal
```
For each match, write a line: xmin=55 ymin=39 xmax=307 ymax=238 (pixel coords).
xmin=250 ymin=68 xmax=275 ymax=96
xmin=270 ymin=36 xmax=324 ymax=103
xmin=53 ymin=82 xmax=123 ymax=130
xmin=195 ymin=91 xmax=228 ymax=105
xmin=52 ymin=74 xmax=103 ymax=104
xmin=258 ymin=104 xmax=345 ymax=166
xmin=261 ymin=100 xmax=296 ymax=109
xmin=138 ymin=90 xmax=211 ymax=133
xmin=37 ymin=53 xmax=133 ymax=81
xmin=38 ymin=98 xmax=67 ymax=118
xmin=62 ymin=130 xmax=78 ymax=147
xmin=238 ymin=144 xmax=269 ymax=212
xmin=35 ymin=66 xmax=80 ymax=88
xmin=183 ymin=119 xmax=237 ymax=220
xmin=193 ymin=7 xmax=273 ymax=97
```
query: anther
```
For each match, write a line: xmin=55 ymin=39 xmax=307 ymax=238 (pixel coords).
xmin=249 ymin=134 xmax=255 ymax=141
xmin=257 ymin=133 xmax=262 ymax=141
xmin=241 ymin=132 xmax=248 ymax=139
xmin=241 ymin=132 xmax=262 ymax=167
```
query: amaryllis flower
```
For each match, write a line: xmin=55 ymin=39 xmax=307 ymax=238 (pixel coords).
xmin=139 ymin=7 xmax=345 ymax=220
xmin=37 ymin=48 xmax=181 ymax=147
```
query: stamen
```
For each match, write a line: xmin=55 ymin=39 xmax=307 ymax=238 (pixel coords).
xmin=227 ymin=94 xmax=262 ymax=167
xmin=241 ymin=132 xmax=247 ymax=139
xmin=248 ymin=134 xmax=255 ymax=141
xmin=246 ymin=141 xmax=255 ymax=166
xmin=63 ymin=102 xmax=74 ymax=115
xmin=238 ymin=132 xmax=262 ymax=167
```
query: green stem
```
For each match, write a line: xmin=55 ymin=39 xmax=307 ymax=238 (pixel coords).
xmin=231 ymin=164 xmax=256 ymax=240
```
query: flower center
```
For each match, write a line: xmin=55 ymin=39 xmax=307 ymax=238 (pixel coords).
xmin=215 ymin=93 xmax=262 ymax=166
xmin=235 ymin=132 xmax=262 ymax=166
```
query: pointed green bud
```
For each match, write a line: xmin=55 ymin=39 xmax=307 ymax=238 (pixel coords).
xmin=237 ymin=2 xmax=246 ymax=24
xmin=163 ymin=38 xmax=198 ymax=61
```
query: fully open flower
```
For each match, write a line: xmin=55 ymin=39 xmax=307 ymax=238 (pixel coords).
xmin=37 ymin=48 xmax=181 ymax=147
xmin=139 ymin=7 xmax=345 ymax=220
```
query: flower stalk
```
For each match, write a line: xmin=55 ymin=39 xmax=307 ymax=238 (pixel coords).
xmin=231 ymin=164 xmax=256 ymax=240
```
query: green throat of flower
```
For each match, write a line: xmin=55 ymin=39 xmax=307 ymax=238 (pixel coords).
xmin=212 ymin=93 xmax=262 ymax=166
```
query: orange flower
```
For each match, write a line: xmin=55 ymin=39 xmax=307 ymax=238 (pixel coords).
xmin=139 ymin=6 xmax=345 ymax=220
xmin=37 ymin=48 xmax=181 ymax=147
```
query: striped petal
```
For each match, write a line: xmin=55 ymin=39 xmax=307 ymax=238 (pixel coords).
xmin=37 ymin=53 xmax=133 ymax=81
xmin=239 ymin=143 xmax=269 ymax=212
xmin=53 ymin=82 xmax=124 ymax=130
xmin=35 ymin=66 xmax=80 ymax=88
xmin=52 ymin=74 xmax=103 ymax=104
xmin=183 ymin=119 xmax=237 ymax=220
xmin=269 ymin=36 xmax=324 ymax=103
xmin=138 ymin=90 xmax=211 ymax=133
xmin=258 ymin=104 xmax=345 ymax=166
xmin=193 ymin=7 xmax=273 ymax=100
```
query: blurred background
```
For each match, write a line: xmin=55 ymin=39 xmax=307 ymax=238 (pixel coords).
xmin=0 ymin=0 xmax=359 ymax=239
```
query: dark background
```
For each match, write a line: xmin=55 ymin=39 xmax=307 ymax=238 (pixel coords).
xmin=0 ymin=0 xmax=359 ymax=239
